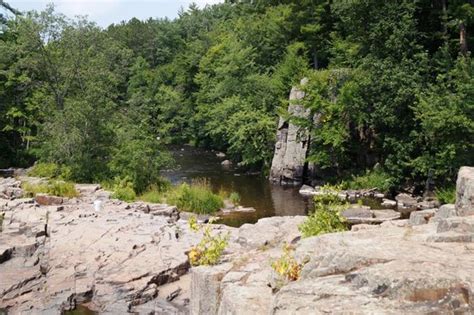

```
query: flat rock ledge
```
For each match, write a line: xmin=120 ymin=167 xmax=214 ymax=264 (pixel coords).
xmin=0 ymin=178 xmax=237 ymax=314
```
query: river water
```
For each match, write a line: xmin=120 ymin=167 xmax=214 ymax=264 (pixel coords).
xmin=161 ymin=146 xmax=309 ymax=227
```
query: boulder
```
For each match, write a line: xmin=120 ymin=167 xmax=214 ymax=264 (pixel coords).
xmin=395 ymin=193 xmax=418 ymax=214
xmin=342 ymin=207 xmax=373 ymax=223
xmin=435 ymin=204 xmax=457 ymax=219
xmin=456 ymin=166 xmax=474 ymax=216
xmin=416 ymin=198 xmax=440 ymax=210
xmin=35 ymin=194 xmax=63 ymax=206
xmin=190 ymin=264 xmax=233 ymax=315
xmin=437 ymin=216 xmax=474 ymax=234
xmin=409 ymin=209 xmax=438 ymax=225
xmin=381 ymin=198 xmax=397 ymax=208
xmin=342 ymin=207 xmax=400 ymax=225
xmin=299 ymin=185 xmax=316 ymax=196
xmin=221 ymin=160 xmax=232 ymax=167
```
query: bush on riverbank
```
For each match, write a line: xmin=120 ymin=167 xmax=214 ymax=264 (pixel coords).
xmin=299 ymin=186 xmax=349 ymax=238
xmin=341 ymin=169 xmax=394 ymax=193
xmin=22 ymin=180 xmax=78 ymax=198
xmin=109 ymin=177 xmax=229 ymax=214
xmin=167 ymin=179 xmax=224 ymax=214
xmin=138 ymin=189 xmax=162 ymax=203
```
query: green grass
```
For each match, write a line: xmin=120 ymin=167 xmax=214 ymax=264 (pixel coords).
xmin=22 ymin=180 xmax=79 ymax=198
xmin=138 ymin=189 xmax=162 ymax=203
xmin=110 ymin=177 xmax=225 ymax=214
xmin=435 ymin=185 xmax=456 ymax=204
xmin=167 ymin=179 xmax=224 ymax=214
xmin=341 ymin=169 xmax=394 ymax=192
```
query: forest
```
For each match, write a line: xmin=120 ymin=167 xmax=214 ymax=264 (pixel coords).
xmin=0 ymin=0 xmax=473 ymax=194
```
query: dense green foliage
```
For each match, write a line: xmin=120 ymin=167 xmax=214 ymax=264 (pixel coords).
xmin=1 ymin=1 xmax=473 ymax=189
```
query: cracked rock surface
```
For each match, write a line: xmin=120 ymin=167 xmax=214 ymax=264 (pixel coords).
xmin=0 ymin=179 xmax=234 ymax=314
xmin=191 ymin=215 xmax=474 ymax=314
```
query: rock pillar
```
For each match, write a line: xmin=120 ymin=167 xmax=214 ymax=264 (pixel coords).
xmin=270 ymin=78 xmax=311 ymax=185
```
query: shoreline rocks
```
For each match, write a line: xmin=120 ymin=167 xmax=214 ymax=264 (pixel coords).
xmin=189 ymin=167 xmax=474 ymax=314
xmin=2 ymin=166 xmax=474 ymax=314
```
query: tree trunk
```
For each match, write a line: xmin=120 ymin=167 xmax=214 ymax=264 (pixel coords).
xmin=312 ymin=49 xmax=319 ymax=70
xmin=460 ymin=21 xmax=468 ymax=56
xmin=441 ymin=0 xmax=447 ymax=38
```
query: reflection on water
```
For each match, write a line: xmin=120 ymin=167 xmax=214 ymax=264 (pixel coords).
xmin=162 ymin=146 xmax=309 ymax=227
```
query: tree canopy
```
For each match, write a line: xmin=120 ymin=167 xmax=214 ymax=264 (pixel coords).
xmin=0 ymin=0 xmax=472 ymax=189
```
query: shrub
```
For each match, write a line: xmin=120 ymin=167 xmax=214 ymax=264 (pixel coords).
xmin=167 ymin=179 xmax=223 ymax=214
xmin=435 ymin=185 xmax=456 ymax=205
xmin=28 ymin=163 xmax=73 ymax=180
xmin=47 ymin=181 xmax=78 ymax=198
xmin=299 ymin=187 xmax=349 ymax=238
xmin=28 ymin=163 xmax=59 ymax=178
xmin=111 ymin=179 xmax=137 ymax=202
xmin=22 ymin=180 xmax=79 ymax=198
xmin=139 ymin=190 xmax=162 ymax=204
xmin=342 ymin=169 xmax=394 ymax=192
xmin=271 ymin=243 xmax=301 ymax=281
xmin=0 ymin=212 xmax=4 ymax=232
xmin=22 ymin=182 xmax=50 ymax=196
xmin=188 ymin=216 xmax=229 ymax=266
xmin=229 ymin=192 xmax=241 ymax=206
xmin=313 ymin=184 xmax=345 ymax=205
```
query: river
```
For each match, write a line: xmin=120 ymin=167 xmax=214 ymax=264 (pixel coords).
xmin=161 ymin=146 xmax=309 ymax=227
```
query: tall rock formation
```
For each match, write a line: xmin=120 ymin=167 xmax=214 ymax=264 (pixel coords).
xmin=270 ymin=78 xmax=311 ymax=185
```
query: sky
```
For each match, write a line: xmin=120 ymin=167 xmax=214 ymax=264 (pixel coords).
xmin=8 ymin=0 xmax=223 ymax=27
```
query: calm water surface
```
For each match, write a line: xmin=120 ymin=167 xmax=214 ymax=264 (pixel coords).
xmin=161 ymin=146 xmax=309 ymax=227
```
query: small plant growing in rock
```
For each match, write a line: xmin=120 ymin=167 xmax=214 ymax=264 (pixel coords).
xmin=299 ymin=186 xmax=349 ymax=238
xmin=187 ymin=216 xmax=229 ymax=266
xmin=435 ymin=185 xmax=456 ymax=204
xmin=271 ymin=243 xmax=301 ymax=281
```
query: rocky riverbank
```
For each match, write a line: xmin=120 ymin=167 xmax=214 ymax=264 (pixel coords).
xmin=1 ymin=167 xmax=473 ymax=314
xmin=190 ymin=167 xmax=474 ymax=314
